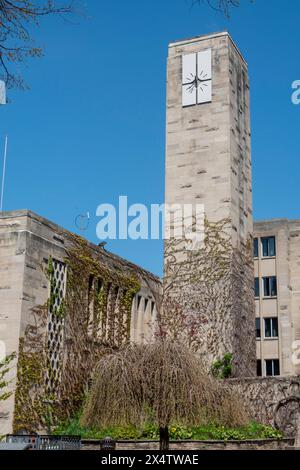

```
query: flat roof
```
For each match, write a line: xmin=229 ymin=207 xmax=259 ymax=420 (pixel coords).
xmin=0 ymin=209 xmax=161 ymax=283
xmin=168 ymin=31 xmax=247 ymax=66
xmin=254 ymin=218 xmax=300 ymax=226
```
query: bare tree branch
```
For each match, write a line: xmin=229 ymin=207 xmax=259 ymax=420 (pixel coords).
xmin=0 ymin=0 xmax=79 ymax=89
xmin=192 ymin=0 xmax=244 ymax=17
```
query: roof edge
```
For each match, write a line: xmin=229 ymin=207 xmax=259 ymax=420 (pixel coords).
xmin=168 ymin=30 xmax=248 ymax=66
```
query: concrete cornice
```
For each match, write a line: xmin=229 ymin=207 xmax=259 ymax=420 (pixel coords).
xmin=168 ymin=30 xmax=248 ymax=66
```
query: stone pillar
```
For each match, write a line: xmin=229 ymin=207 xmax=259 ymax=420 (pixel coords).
xmin=164 ymin=32 xmax=255 ymax=377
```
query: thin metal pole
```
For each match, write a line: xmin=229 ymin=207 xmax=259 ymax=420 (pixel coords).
xmin=0 ymin=135 xmax=8 ymax=212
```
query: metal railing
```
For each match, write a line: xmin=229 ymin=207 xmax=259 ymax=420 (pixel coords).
xmin=6 ymin=434 xmax=81 ymax=450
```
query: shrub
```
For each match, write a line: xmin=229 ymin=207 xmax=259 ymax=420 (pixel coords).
xmin=212 ymin=353 xmax=233 ymax=379
xmin=54 ymin=415 xmax=282 ymax=441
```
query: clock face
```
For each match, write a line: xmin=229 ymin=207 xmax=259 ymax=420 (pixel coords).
xmin=182 ymin=49 xmax=212 ymax=106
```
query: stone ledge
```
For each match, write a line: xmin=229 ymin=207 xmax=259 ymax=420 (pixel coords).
xmin=81 ymin=438 xmax=295 ymax=451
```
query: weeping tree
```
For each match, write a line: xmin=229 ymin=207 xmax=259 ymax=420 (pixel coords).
xmin=81 ymin=340 xmax=248 ymax=450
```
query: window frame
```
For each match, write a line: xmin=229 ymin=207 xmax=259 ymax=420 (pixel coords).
xmin=265 ymin=359 xmax=280 ymax=377
xmin=254 ymin=277 xmax=260 ymax=298
xmin=256 ymin=360 xmax=262 ymax=377
xmin=261 ymin=236 xmax=276 ymax=258
xmin=253 ymin=238 xmax=259 ymax=258
xmin=264 ymin=317 xmax=279 ymax=339
xmin=255 ymin=317 xmax=261 ymax=339
xmin=263 ymin=276 xmax=277 ymax=298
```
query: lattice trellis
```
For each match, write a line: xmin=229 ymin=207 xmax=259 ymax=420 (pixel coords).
xmin=45 ymin=259 xmax=67 ymax=396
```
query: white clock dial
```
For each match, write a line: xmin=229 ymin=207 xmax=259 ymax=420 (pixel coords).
xmin=197 ymin=79 xmax=212 ymax=104
xmin=182 ymin=49 xmax=212 ymax=107
xmin=182 ymin=83 xmax=197 ymax=107
xmin=197 ymin=49 xmax=212 ymax=81
xmin=182 ymin=53 xmax=196 ymax=84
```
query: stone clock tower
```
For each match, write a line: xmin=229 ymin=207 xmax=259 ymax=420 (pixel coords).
xmin=164 ymin=31 xmax=256 ymax=377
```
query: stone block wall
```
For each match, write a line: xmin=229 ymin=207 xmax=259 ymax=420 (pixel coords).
xmin=229 ymin=376 xmax=300 ymax=439
xmin=164 ymin=32 xmax=255 ymax=377
xmin=82 ymin=438 xmax=295 ymax=451
xmin=0 ymin=210 xmax=161 ymax=435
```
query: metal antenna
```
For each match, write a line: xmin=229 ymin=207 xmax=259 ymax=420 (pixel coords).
xmin=0 ymin=135 xmax=8 ymax=212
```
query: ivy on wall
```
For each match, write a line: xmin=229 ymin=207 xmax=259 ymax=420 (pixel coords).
xmin=13 ymin=306 xmax=48 ymax=433
xmin=13 ymin=234 xmax=141 ymax=432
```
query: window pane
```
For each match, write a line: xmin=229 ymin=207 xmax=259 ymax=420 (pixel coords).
xmin=269 ymin=237 xmax=276 ymax=257
xmin=263 ymin=277 xmax=270 ymax=297
xmin=253 ymin=238 xmax=258 ymax=258
xmin=265 ymin=360 xmax=273 ymax=376
xmin=265 ymin=318 xmax=271 ymax=338
xmin=261 ymin=237 xmax=276 ymax=257
xmin=256 ymin=360 xmax=262 ymax=377
xmin=256 ymin=318 xmax=261 ymax=338
xmin=273 ymin=360 xmax=280 ymax=376
xmin=270 ymin=277 xmax=277 ymax=297
xmin=272 ymin=318 xmax=278 ymax=337
xmin=255 ymin=278 xmax=260 ymax=298
xmin=262 ymin=238 xmax=269 ymax=257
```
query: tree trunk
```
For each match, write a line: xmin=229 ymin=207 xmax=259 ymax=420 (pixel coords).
xmin=159 ymin=426 xmax=169 ymax=451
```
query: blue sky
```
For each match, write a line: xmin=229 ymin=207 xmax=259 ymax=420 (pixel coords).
xmin=1 ymin=0 xmax=300 ymax=276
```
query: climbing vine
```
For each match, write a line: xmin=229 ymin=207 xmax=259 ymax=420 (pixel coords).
xmin=0 ymin=352 xmax=16 ymax=402
xmin=160 ymin=217 xmax=255 ymax=377
xmin=13 ymin=305 xmax=48 ymax=432
xmin=13 ymin=233 xmax=141 ymax=432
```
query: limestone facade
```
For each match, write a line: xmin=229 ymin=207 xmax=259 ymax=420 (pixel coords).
xmin=254 ymin=219 xmax=300 ymax=377
xmin=0 ymin=210 xmax=161 ymax=435
xmin=165 ymin=31 xmax=255 ymax=377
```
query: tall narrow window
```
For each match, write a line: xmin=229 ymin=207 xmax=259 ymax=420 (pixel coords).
xmin=257 ymin=360 xmax=262 ymax=377
xmin=254 ymin=278 xmax=260 ymax=298
xmin=45 ymin=258 xmax=66 ymax=395
xmin=264 ymin=318 xmax=279 ymax=338
xmin=265 ymin=359 xmax=280 ymax=377
xmin=263 ymin=277 xmax=277 ymax=297
xmin=261 ymin=237 xmax=276 ymax=257
xmin=253 ymin=238 xmax=259 ymax=258
xmin=256 ymin=318 xmax=261 ymax=338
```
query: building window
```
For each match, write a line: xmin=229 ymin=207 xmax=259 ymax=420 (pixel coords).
xmin=263 ymin=276 xmax=277 ymax=297
xmin=254 ymin=278 xmax=260 ymax=298
xmin=265 ymin=359 xmax=280 ymax=377
xmin=257 ymin=360 xmax=262 ymax=377
xmin=261 ymin=236 xmax=276 ymax=258
xmin=264 ymin=318 xmax=279 ymax=338
xmin=256 ymin=318 xmax=261 ymax=338
xmin=45 ymin=258 xmax=66 ymax=395
xmin=253 ymin=238 xmax=259 ymax=258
